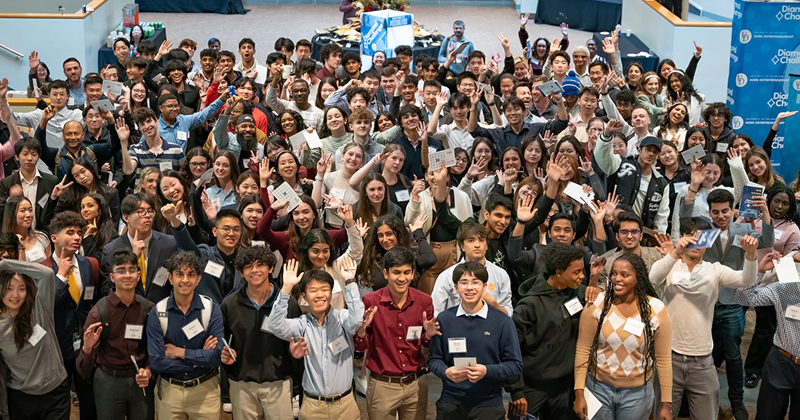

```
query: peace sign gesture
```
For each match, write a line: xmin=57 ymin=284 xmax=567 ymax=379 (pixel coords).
xmin=50 ymin=175 xmax=73 ymax=200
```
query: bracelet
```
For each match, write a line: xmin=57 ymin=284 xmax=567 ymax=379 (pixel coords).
xmin=315 ymin=176 xmax=323 ymax=182
xmin=689 ymin=187 xmax=698 ymax=194
xmin=487 ymin=101 xmax=496 ymax=106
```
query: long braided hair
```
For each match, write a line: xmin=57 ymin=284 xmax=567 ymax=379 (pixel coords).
xmin=587 ymin=253 xmax=659 ymax=384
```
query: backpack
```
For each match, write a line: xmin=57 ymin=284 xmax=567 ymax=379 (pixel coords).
xmin=155 ymin=295 xmax=213 ymax=336
xmin=96 ymin=294 xmax=154 ymax=342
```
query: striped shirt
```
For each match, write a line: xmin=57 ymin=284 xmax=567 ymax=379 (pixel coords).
xmin=129 ymin=138 xmax=185 ymax=181
xmin=735 ymin=270 xmax=800 ymax=358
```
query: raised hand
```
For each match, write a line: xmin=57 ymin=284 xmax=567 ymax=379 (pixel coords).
xmin=422 ymin=311 xmax=441 ymax=340
xmin=158 ymin=40 xmax=173 ymax=59
xmin=322 ymin=193 xmax=343 ymax=210
xmin=85 ymin=218 xmax=98 ymax=236
xmin=259 ymin=157 xmax=272 ymax=185
xmin=115 ymin=117 xmax=130 ymax=146
xmin=435 ymin=91 xmax=448 ymax=108
xmin=41 ymin=105 xmax=57 ymax=125
xmin=0 ymin=78 xmax=8 ymax=102
xmin=674 ymin=235 xmax=697 ymax=258
xmin=410 ymin=175 xmax=426 ymax=200
xmin=28 ymin=51 xmax=41 ymax=70
xmin=409 ymin=214 xmax=429 ymax=232
xmin=602 ymin=37 xmax=616 ymax=55
xmin=726 ymin=146 xmax=741 ymax=161
xmin=82 ymin=322 xmax=103 ymax=354
xmin=131 ymin=229 xmax=146 ymax=258
xmin=213 ymin=65 xmax=225 ymax=84
xmin=520 ymin=13 xmax=530 ymax=27
xmin=578 ymin=156 xmax=594 ymax=176
xmin=776 ymin=110 xmax=798 ymax=122
xmin=604 ymin=192 xmax=620 ymax=219
xmin=316 ymin=152 xmax=332 ymax=177
xmin=281 ymin=259 xmax=304 ymax=295
xmin=693 ymin=41 xmax=703 ymax=58
xmin=336 ymin=203 xmax=354 ymax=224
xmin=689 ymin=157 xmax=705 ymax=188
xmin=740 ymin=235 xmax=758 ymax=259
xmin=655 ymin=232 xmax=675 ymax=256
xmin=539 ymin=130 xmax=554 ymax=148
xmin=270 ymin=199 xmax=288 ymax=211
xmin=545 ymin=153 xmax=566 ymax=184
xmin=604 ymin=119 xmax=624 ymax=136
xmin=468 ymin=89 xmax=481 ymax=108
xmin=590 ymin=200 xmax=607 ymax=221
xmin=482 ymin=84 xmax=496 ymax=104
xmin=497 ymin=33 xmax=510 ymax=50
xmin=550 ymin=38 xmax=561 ymax=55
xmin=516 ymin=194 xmax=538 ymax=223
xmin=466 ymin=155 xmax=488 ymax=180
xmin=355 ymin=218 xmax=370 ymax=238
xmin=560 ymin=22 xmax=569 ymax=37
xmin=50 ymin=175 xmax=73 ymax=200
xmin=356 ymin=306 xmax=378 ymax=337
xmin=289 ymin=337 xmax=309 ymax=358
xmin=161 ymin=200 xmax=185 ymax=223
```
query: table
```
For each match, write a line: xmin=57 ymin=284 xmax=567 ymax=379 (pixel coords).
xmin=536 ymin=0 xmax=622 ymax=32
xmin=592 ymin=32 xmax=660 ymax=73
xmin=98 ymin=28 xmax=167 ymax=71
xmin=135 ymin=0 xmax=246 ymax=14
xmin=311 ymin=34 xmax=444 ymax=66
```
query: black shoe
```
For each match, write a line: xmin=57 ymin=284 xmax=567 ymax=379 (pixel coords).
xmin=731 ymin=400 xmax=749 ymax=420
xmin=745 ymin=374 xmax=760 ymax=388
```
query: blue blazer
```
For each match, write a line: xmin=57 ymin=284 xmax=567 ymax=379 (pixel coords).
xmin=45 ymin=254 xmax=98 ymax=361
xmin=101 ymin=230 xmax=177 ymax=304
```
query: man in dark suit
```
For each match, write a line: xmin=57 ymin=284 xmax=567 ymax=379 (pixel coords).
xmin=0 ymin=137 xmax=58 ymax=230
xmin=101 ymin=192 xmax=176 ymax=303
xmin=44 ymin=211 xmax=102 ymax=420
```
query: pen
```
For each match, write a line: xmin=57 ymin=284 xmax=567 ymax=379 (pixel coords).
xmin=130 ymin=355 xmax=146 ymax=396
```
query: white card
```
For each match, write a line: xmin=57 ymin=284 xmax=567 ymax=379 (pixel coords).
xmin=623 ymin=318 xmax=645 ymax=337
xmin=251 ymin=240 xmax=266 ymax=247
xmin=454 ymin=357 xmax=477 ymax=369
xmin=564 ymin=297 xmax=583 ymax=316
xmin=448 ymin=337 xmax=467 ymax=353
xmin=182 ymin=319 xmax=204 ymax=340
xmin=775 ymin=255 xmax=800 ymax=283
xmin=584 ymin=388 xmax=602 ymax=419
xmin=26 ymin=247 xmax=45 ymax=263
xmin=205 ymin=261 xmax=225 ymax=278
xmin=38 ymin=194 xmax=48 ymax=208
xmin=406 ymin=325 xmax=423 ymax=341
xmin=395 ymin=189 xmax=410 ymax=202
xmin=159 ymin=161 xmax=172 ymax=172
xmin=152 ymin=267 xmax=169 ymax=287
xmin=32 ymin=79 xmax=40 ymax=98
xmin=672 ymin=271 xmax=691 ymax=285
xmin=681 ymin=144 xmax=706 ymax=165
xmin=304 ymin=130 xmax=323 ymax=149
xmin=288 ymin=131 xmax=306 ymax=152
xmin=332 ymin=279 xmax=343 ymax=294
xmin=785 ymin=305 xmax=800 ymax=320
xmin=428 ymin=149 xmax=456 ymax=169
xmin=28 ymin=324 xmax=46 ymax=347
xmin=177 ymin=131 xmax=188 ymax=140
xmin=91 ymin=99 xmax=116 ymax=112
xmin=272 ymin=182 xmax=302 ymax=212
xmin=211 ymin=197 xmax=222 ymax=210
xmin=83 ymin=286 xmax=95 ymax=300
xmin=329 ymin=188 xmax=345 ymax=200
xmin=102 ymin=80 xmax=123 ymax=96
xmin=124 ymin=324 xmax=144 ymax=340
xmin=328 ymin=335 xmax=349 ymax=355
xmin=716 ymin=142 xmax=729 ymax=153
xmin=261 ymin=315 xmax=270 ymax=332
xmin=673 ymin=182 xmax=687 ymax=192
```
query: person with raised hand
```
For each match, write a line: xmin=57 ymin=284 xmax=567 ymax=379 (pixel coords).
xmin=219 ymin=245 xmax=302 ymax=420
xmin=266 ymin=258 xmax=364 ymax=419
xmin=649 ymin=217 xmax=759 ymax=419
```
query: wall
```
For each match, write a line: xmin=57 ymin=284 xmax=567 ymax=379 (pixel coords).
xmin=2 ymin=0 xmax=87 ymax=14
xmin=621 ymin=0 xmax=731 ymax=102
xmin=0 ymin=0 xmax=127 ymax=92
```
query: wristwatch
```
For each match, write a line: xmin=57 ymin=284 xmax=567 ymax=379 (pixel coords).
xmin=345 ymin=278 xmax=357 ymax=285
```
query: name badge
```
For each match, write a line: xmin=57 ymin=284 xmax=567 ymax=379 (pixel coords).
xmin=716 ymin=142 xmax=729 ymax=153
xmin=261 ymin=315 xmax=270 ymax=332
xmin=26 ymin=247 xmax=46 ymax=263
xmin=395 ymin=189 xmax=410 ymax=202
xmin=152 ymin=267 xmax=169 ymax=287
xmin=28 ymin=324 xmax=47 ymax=347
xmin=672 ymin=271 xmax=691 ymax=286
xmin=329 ymin=188 xmax=346 ymax=200
xmin=83 ymin=286 xmax=95 ymax=300
xmin=328 ymin=336 xmax=349 ymax=355
xmin=786 ymin=305 xmax=800 ymax=321
xmin=177 ymin=131 xmax=188 ymax=141
xmin=732 ymin=234 xmax=744 ymax=248
xmin=776 ymin=230 xmax=784 ymax=241
xmin=623 ymin=318 xmax=645 ymax=337
xmin=205 ymin=261 xmax=225 ymax=278
xmin=159 ymin=161 xmax=173 ymax=172
xmin=182 ymin=319 xmax=204 ymax=340
xmin=125 ymin=324 xmax=144 ymax=340
xmin=38 ymin=195 xmax=49 ymax=208
xmin=68 ymin=97 xmax=75 ymax=106
xmin=406 ymin=325 xmax=423 ymax=341
xmin=251 ymin=240 xmax=266 ymax=247
xmin=211 ymin=198 xmax=222 ymax=211
xmin=448 ymin=337 xmax=467 ymax=353
xmin=564 ymin=297 xmax=583 ymax=316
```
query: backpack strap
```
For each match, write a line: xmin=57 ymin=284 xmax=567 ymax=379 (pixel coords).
xmin=96 ymin=297 xmax=110 ymax=342
xmin=199 ymin=295 xmax=213 ymax=330
xmin=155 ymin=297 xmax=169 ymax=337
xmin=87 ymin=256 xmax=100 ymax=286
xmin=135 ymin=295 xmax=154 ymax=322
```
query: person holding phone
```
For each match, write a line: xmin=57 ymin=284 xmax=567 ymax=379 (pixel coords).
xmin=437 ymin=20 xmax=474 ymax=76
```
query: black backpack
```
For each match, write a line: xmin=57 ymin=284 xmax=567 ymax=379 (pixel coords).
xmin=96 ymin=295 xmax=154 ymax=342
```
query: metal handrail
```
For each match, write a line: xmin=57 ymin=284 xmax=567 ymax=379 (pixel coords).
xmin=0 ymin=43 xmax=23 ymax=58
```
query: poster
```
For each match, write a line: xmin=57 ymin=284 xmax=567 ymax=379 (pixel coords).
xmin=361 ymin=10 xmax=414 ymax=69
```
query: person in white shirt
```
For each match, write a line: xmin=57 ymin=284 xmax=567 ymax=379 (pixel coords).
xmin=428 ymin=91 xmax=474 ymax=151
xmin=234 ymin=38 xmax=268 ymax=85
xmin=649 ymin=216 xmax=759 ymax=420
xmin=431 ymin=220 xmax=513 ymax=317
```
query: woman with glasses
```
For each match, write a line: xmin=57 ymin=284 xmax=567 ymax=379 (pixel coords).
xmin=180 ymin=147 xmax=213 ymax=186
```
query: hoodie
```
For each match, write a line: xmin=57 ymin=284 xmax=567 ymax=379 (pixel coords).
xmin=506 ymin=274 xmax=586 ymax=400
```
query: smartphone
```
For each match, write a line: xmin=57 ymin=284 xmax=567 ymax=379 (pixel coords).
xmin=492 ymin=52 xmax=502 ymax=63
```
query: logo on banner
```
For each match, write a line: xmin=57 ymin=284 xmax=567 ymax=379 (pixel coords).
xmin=793 ymin=79 xmax=800 ymax=91
xmin=772 ymin=49 xmax=800 ymax=65
xmin=776 ymin=5 xmax=800 ymax=20
xmin=739 ymin=30 xmax=752 ymax=44
xmin=736 ymin=74 xmax=748 ymax=87
xmin=732 ymin=116 xmax=744 ymax=130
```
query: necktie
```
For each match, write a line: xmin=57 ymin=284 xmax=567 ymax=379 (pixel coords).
xmin=67 ymin=270 xmax=80 ymax=304
xmin=138 ymin=249 xmax=147 ymax=290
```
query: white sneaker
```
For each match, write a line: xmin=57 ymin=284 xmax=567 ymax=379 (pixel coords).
xmin=223 ymin=403 xmax=232 ymax=413
xmin=292 ymin=395 xmax=300 ymax=417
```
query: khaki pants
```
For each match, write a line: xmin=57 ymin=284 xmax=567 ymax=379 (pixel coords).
xmin=298 ymin=393 xmax=360 ymax=420
xmin=418 ymin=240 xmax=458 ymax=295
xmin=156 ymin=376 xmax=220 ymax=420
xmin=366 ymin=375 xmax=428 ymax=420
xmin=230 ymin=379 xmax=294 ymax=420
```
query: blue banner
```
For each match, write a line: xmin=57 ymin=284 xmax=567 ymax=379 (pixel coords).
xmin=361 ymin=13 xmax=388 ymax=57
xmin=727 ymin=0 xmax=800 ymax=179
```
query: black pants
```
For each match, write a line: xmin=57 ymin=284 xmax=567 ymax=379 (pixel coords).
xmin=524 ymin=378 xmax=574 ymax=420
xmin=93 ymin=368 xmax=155 ymax=420
xmin=435 ymin=400 xmax=505 ymax=420
xmin=755 ymin=347 xmax=800 ymax=420
xmin=65 ymin=356 xmax=97 ymax=420
xmin=8 ymin=378 xmax=70 ymax=420
xmin=660 ymin=0 xmax=683 ymax=18
xmin=745 ymin=306 xmax=778 ymax=377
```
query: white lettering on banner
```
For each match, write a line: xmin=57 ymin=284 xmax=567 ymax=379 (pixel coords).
xmin=772 ymin=50 xmax=800 ymax=65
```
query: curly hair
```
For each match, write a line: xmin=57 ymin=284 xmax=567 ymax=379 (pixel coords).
xmin=587 ymin=253 xmax=658 ymax=383
xmin=234 ymin=244 xmax=277 ymax=272
xmin=165 ymin=251 xmax=204 ymax=276
xmin=542 ymin=242 xmax=585 ymax=277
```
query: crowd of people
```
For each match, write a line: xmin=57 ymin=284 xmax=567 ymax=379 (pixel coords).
xmin=0 ymin=12 xmax=799 ymax=420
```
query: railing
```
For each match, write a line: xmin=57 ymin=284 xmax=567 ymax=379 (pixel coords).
xmin=0 ymin=43 xmax=23 ymax=58
xmin=644 ymin=0 xmax=731 ymax=27
xmin=0 ymin=0 xmax=108 ymax=19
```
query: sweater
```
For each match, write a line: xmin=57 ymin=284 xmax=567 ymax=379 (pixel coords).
xmin=220 ymin=285 xmax=302 ymax=383
xmin=428 ymin=304 xmax=522 ymax=407
xmin=574 ymin=295 xmax=673 ymax=401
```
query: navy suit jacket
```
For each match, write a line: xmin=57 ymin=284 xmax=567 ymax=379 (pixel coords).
xmin=44 ymin=254 xmax=98 ymax=361
xmin=101 ymin=230 xmax=176 ymax=304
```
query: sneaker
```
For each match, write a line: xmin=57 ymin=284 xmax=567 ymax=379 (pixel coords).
xmin=731 ymin=400 xmax=749 ymax=420
xmin=292 ymin=395 xmax=300 ymax=418
xmin=745 ymin=374 xmax=760 ymax=388
xmin=222 ymin=403 xmax=232 ymax=413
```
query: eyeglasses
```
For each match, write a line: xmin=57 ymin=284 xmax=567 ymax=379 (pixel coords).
xmin=161 ymin=104 xmax=181 ymax=109
xmin=218 ymin=226 xmax=241 ymax=234
xmin=457 ymin=279 xmax=485 ymax=288
xmin=189 ymin=162 xmax=208 ymax=168
xmin=619 ymin=229 xmax=641 ymax=237
xmin=455 ymin=156 xmax=469 ymax=163
xmin=115 ymin=268 xmax=139 ymax=276
xmin=135 ymin=209 xmax=156 ymax=218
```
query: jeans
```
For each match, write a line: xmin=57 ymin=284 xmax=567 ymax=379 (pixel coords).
xmin=712 ymin=304 xmax=745 ymax=402
xmin=671 ymin=352 xmax=719 ymax=420
xmin=755 ymin=347 xmax=800 ymax=420
xmin=586 ymin=376 xmax=654 ymax=420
